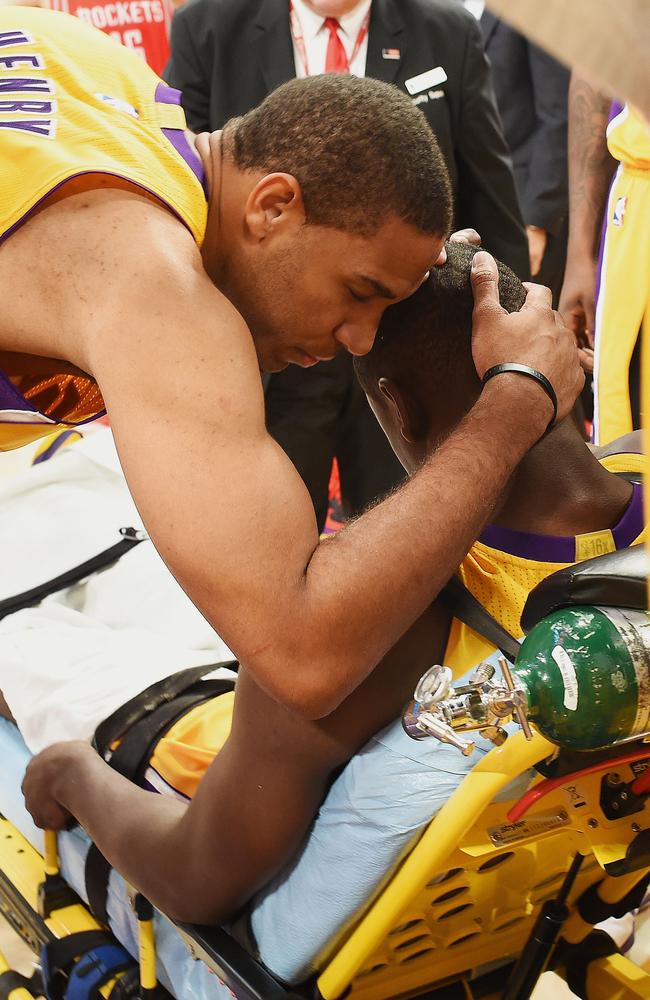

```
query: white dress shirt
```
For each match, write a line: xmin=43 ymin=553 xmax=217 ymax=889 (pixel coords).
xmin=290 ymin=0 xmax=372 ymax=78
xmin=462 ymin=0 xmax=486 ymax=20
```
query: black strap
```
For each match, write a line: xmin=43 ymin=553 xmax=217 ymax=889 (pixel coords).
xmin=41 ymin=931 xmax=115 ymax=1000
xmin=106 ymin=679 xmax=235 ymax=784
xmin=577 ymin=874 xmax=650 ymax=926
xmin=93 ymin=660 xmax=238 ymax=757
xmin=439 ymin=575 xmax=520 ymax=663
xmin=0 ymin=528 xmax=146 ymax=622
xmin=556 ymin=930 xmax=620 ymax=999
xmin=0 ymin=970 xmax=37 ymax=999
xmin=615 ymin=470 xmax=644 ymax=484
xmin=84 ymin=844 xmax=114 ymax=927
xmin=483 ymin=362 xmax=558 ymax=434
xmin=86 ymin=673 xmax=236 ymax=924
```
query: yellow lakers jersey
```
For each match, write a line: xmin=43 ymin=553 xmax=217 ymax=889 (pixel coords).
xmin=0 ymin=7 xmax=207 ymax=451
xmin=607 ymin=105 xmax=650 ymax=170
xmin=444 ymin=454 xmax=646 ymax=676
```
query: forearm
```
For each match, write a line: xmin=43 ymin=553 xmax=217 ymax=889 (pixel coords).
xmin=266 ymin=377 xmax=551 ymax=715
xmin=53 ymin=749 xmax=195 ymax=919
xmin=566 ymin=75 xmax=616 ymax=257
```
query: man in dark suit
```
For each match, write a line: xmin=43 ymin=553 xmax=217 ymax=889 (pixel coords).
xmin=166 ymin=0 xmax=529 ymax=529
xmin=479 ymin=10 xmax=570 ymax=302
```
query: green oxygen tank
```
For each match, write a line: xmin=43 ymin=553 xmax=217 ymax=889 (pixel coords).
xmin=512 ymin=606 xmax=650 ymax=750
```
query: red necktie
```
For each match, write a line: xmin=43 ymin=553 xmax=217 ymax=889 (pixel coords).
xmin=324 ymin=17 xmax=349 ymax=73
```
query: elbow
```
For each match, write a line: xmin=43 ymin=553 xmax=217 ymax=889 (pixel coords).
xmin=247 ymin=644 xmax=368 ymax=721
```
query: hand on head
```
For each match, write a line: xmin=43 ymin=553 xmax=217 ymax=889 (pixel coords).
xmin=434 ymin=228 xmax=481 ymax=265
xmin=470 ymin=250 xmax=585 ymax=424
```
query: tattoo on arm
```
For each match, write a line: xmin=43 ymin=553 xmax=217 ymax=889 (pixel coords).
xmin=567 ymin=75 xmax=617 ymax=253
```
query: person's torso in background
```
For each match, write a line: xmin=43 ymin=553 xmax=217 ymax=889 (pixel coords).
xmin=43 ymin=0 xmax=173 ymax=75
xmin=607 ymin=105 xmax=650 ymax=171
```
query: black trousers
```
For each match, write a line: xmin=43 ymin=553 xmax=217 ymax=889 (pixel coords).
xmin=536 ymin=216 xmax=568 ymax=307
xmin=265 ymin=352 xmax=405 ymax=531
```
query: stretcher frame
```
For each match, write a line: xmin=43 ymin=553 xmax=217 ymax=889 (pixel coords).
xmin=2 ymin=730 xmax=650 ymax=1000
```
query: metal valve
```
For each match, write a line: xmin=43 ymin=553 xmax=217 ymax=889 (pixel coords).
xmin=402 ymin=655 xmax=532 ymax=754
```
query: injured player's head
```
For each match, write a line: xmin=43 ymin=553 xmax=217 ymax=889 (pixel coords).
xmin=355 ymin=241 xmax=634 ymax=536
xmin=355 ymin=242 xmax=527 ymax=472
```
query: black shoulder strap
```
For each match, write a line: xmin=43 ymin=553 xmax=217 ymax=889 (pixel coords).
xmin=439 ymin=575 xmax=520 ymax=663
xmin=0 ymin=528 xmax=146 ymax=622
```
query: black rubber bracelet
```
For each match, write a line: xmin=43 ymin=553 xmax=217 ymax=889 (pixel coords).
xmin=482 ymin=363 xmax=558 ymax=434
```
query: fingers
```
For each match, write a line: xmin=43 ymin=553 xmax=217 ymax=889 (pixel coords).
xmin=522 ymin=281 xmax=553 ymax=310
xmin=435 ymin=228 xmax=481 ymax=266
xmin=449 ymin=228 xmax=481 ymax=246
xmin=579 ymin=347 xmax=595 ymax=373
xmin=585 ymin=299 xmax=596 ymax=342
xmin=470 ymin=251 xmax=504 ymax=313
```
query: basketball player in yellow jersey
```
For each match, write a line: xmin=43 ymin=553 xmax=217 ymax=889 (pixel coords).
xmin=16 ymin=243 xmax=628 ymax=924
xmin=592 ymin=106 xmax=650 ymax=444
xmin=0 ymin=6 xmax=583 ymax=724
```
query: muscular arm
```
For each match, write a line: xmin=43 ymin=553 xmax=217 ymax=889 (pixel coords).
xmin=6 ymin=189 xmax=581 ymax=718
xmin=559 ymin=75 xmax=617 ymax=343
xmin=25 ymin=604 xmax=450 ymax=923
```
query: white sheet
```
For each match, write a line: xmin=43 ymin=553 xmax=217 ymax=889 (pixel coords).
xmin=0 ymin=429 xmax=234 ymax=752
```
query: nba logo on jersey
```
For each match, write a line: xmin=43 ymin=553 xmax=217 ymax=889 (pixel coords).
xmin=612 ymin=195 xmax=627 ymax=227
xmin=94 ymin=93 xmax=139 ymax=118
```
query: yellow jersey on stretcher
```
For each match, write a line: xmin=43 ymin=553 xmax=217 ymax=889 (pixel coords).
xmin=0 ymin=7 xmax=207 ymax=451
xmin=444 ymin=453 xmax=646 ymax=675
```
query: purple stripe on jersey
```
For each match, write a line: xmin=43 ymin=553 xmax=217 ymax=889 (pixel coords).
xmin=594 ymin=102 xmax=626 ymax=311
xmin=612 ymin=482 xmax=645 ymax=549
xmin=155 ymin=82 xmax=207 ymax=193
xmin=0 ymin=368 xmax=40 ymax=413
xmin=609 ymin=100 xmax=625 ymax=123
xmin=32 ymin=428 xmax=79 ymax=464
xmin=479 ymin=483 xmax=643 ymax=562
xmin=154 ymin=82 xmax=182 ymax=106
xmin=0 ymin=169 xmax=199 ymax=247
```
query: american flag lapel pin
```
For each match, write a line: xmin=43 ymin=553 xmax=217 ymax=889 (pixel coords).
xmin=382 ymin=47 xmax=401 ymax=60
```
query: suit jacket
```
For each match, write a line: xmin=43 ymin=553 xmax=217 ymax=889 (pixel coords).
xmin=166 ymin=0 xmax=529 ymax=276
xmin=481 ymin=12 xmax=570 ymax=236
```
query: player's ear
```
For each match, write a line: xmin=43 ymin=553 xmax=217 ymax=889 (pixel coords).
xmin=244 ymin=173 xmax=305 ymax=241
xmin=378 ymin=378 xmax=428 ymax=443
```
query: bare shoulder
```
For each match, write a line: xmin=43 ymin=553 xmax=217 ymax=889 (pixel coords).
xmin=0 ymin=184 xmax=257 ymax=394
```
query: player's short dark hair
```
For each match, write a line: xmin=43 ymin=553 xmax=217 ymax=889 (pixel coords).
xmin=223 ymin=74 xmax=452 ymax=237
xmin=355 ymin=242 xmax=525 ymax=400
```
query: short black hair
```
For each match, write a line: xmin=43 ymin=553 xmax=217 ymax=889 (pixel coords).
xmin=224 ymin=74 xmax=452 ymax=237
xmin=355 ymin=242 xmax=526 ymax=402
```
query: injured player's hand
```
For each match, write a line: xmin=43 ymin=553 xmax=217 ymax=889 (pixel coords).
xmin=22 ymin=740 xmax=95 ymax=831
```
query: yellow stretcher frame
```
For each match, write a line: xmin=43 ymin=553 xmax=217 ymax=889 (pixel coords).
xmin=2 ymin=731 xmax=650 ymax=1000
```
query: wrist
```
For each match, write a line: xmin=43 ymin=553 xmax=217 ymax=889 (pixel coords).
xmin=480 ymin=373 xmax=554 ymax=444
xmin=566 ymin=230 xmax=598 ymax=261
xmin=52 ymin=741 xmax=97 ymax=811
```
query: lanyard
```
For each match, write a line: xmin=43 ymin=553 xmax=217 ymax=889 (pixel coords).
xmin=289 ymin=1 xmax=370 ymax=77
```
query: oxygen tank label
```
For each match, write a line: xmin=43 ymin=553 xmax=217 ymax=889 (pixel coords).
xmin=600 ymin=607 xmax=650 ymax=735
xmin=551 ymin=645 xmax=579 ymax=711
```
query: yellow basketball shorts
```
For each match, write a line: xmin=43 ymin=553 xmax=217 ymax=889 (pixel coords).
xmin=593 ymin=164 xmax=650 ymax=445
